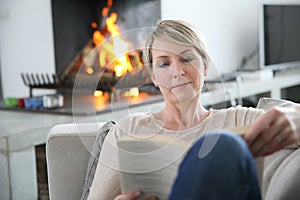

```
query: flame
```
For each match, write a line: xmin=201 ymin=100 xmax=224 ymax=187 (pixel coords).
xmin=102 ymin=0 xmax=113 ymax=16
xmin=91 ymin=22 xmax=98 ymax=29
xmin=124 ymin=87 xmax=139 ymax=97
xmin=92 ymin=0 xmax=139 ymax=77
xmin=130 ymin=87 xmax=139 ymax=97
xmin=86 ymin=67 xmax=94 ymax=74
xmin=93 ymin=30 xmax=105 ymax=47
xmin=94 ymin=90 xmax=104 ymax=97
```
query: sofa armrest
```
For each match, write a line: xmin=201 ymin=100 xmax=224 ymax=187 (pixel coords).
xmin=46 ymin=123 xmax=105 ymax=200
xmin=257 ymin=97 xmax=296 ymax=110
xmin=256 ymin=98 xmax=300 ymax=199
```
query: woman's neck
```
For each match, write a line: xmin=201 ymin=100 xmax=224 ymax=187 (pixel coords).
xmin=154 ymin=98 xmax=209 ymax=130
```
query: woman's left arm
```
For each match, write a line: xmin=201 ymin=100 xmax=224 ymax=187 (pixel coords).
xmin=243 ymin=104 xmax=300 ymax=157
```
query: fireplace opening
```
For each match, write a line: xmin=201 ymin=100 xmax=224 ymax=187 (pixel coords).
xmin=52 ymin=0 xmax=160 ymax=74
xmin=48 ymin=0 xmax=162 ymax=111
xmin=51 ymin=0 xmax=161 ymax=94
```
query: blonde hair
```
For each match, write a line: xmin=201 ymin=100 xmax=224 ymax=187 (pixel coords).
xmin=143 ymin=20 xmax=210 ymax=70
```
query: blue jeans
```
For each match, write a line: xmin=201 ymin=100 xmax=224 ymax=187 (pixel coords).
xmin=168 ymin=131 xmax=261 ymax=200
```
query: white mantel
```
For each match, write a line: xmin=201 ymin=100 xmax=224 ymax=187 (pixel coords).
xmin=0 ymin=98 xmax=165 ymax=200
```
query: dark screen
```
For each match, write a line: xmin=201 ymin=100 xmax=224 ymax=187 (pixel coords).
xmin=264 ymin=5 xmax=300 ymax=66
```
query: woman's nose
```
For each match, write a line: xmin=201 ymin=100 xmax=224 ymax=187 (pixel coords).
xmin=172 ymin=62 xmax=185 ymax=78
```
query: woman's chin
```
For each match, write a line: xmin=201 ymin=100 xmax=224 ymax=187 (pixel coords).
xmin=170 ymin=88 xmax=199 ymax=103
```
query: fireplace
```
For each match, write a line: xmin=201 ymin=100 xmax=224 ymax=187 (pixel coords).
xmin=51 ymin=0 xmax=161 ymax=96
xmin=17 ymin=0 xmax=162 ymax=115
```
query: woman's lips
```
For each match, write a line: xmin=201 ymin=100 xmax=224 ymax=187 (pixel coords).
xmin=171 ymin=82 xmax=191 ymax=90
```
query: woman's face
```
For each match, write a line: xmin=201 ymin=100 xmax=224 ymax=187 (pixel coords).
xmin=151 ymin=39 xmax=207 ymax=103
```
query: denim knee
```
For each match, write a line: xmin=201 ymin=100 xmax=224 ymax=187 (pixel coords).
xmin=196 ymin=130 xmax=251 ymax=160
xmin=168 ymin=131 xmax=261 ymax=200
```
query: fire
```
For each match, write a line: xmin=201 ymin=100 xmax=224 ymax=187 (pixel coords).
xmin=86 ymin=67 xmax=94 ymax=74
xmin=92 ymin=0 xmax=137 ymax=77
xmin=102 ymin=0 xmax=113 ymax=16
xmin=94 ymin=90 xmax=104 ymax=97
xmin=125 ymin=87 xmax=140 ymax=97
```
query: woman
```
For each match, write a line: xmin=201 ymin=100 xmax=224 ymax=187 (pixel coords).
xmin=87 ymin=20 xmax=300 ymax=200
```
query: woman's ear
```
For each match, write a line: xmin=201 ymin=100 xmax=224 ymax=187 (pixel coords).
xmin=204 ymin=63 xmax=208 ymax=76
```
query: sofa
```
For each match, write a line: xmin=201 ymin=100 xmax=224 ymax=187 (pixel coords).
xmin=46 ymin=98 xmax=300 ymax=200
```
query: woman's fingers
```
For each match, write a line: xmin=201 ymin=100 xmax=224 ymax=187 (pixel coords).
xmin=144 ymin=196 xmax=157 ymax=200
xmin=114 ymin=190 xmax=157 ymax=200
xmin=244 ymin=108 xmax=279 ymax=145
xmin=258 ymin=125 xmax=294 ymax=157
xmin=250 ymin=113 xmax=287 ymax=156
xmin=114 ymin=190 xmax=141 ymax=200
xmin=263 ymin=131 xmax=296 ymax=156
xmin=244 ymin=107 xmax=298 ymax=157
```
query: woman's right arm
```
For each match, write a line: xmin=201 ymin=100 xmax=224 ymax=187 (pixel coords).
xmin=87 ymin=123 xmax=158 ymax=200
xmin=87 ymin=126 xmax=122 ymax=200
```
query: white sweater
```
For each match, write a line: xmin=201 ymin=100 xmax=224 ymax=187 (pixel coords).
xmin=87 ymin=106 xmax=263 ymax=200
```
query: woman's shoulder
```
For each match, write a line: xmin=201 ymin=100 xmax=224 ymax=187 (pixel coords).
xmin=118 ymin=112 xmax=152 ymax=126
xmin=115 ymin=112 xmax=157 ymax=135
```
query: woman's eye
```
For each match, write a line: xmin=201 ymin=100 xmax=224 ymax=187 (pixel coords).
xmin=181 ymin=56 xmax=194 ymax=62
xmin=158 ymin=61 xmax=170 ymax=68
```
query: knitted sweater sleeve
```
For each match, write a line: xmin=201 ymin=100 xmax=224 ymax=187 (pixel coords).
xmin=87 ymin=125 xmax=121 ymax=200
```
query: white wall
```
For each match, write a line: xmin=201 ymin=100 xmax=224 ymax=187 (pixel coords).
xmin=161 ymin=0 xmax=300 ymax=78
xmin=162 ymin=0 xmax=258 ymax=78
xmin=1 ymin=0 xmax=299 ymax=98
xmin=0 ymin=0 xmax=55 ymax=98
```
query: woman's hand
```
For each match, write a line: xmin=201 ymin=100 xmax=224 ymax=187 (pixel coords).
xmin=114 ymin=190 xmax=157 ymax=200
xmin=244 ymin=105 xmax=300 ymax=157
xmin=114 ymin=190 xmax=141 ymax=200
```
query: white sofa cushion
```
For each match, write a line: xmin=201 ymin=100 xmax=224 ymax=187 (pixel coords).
xmin=257 ymin=98 xmax=300 ymax=200
xmin=257 ymin=97 xmax=297 ymax=110
xmin=46 ymin=98 xmax=300 ymax=200
xmin=47 ymin=122 xmax=106 ymax=200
